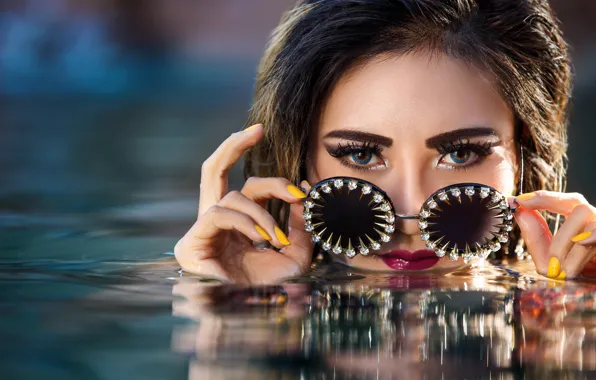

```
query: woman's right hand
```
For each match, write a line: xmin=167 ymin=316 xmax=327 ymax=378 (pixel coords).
xmin=174 ymin=124 xmax=315 ymax=284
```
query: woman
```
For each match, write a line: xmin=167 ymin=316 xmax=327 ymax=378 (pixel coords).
xmin=174 ymin=0 xmax=596 ymax=284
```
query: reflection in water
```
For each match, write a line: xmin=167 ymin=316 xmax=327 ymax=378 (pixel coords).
xmin=171 ymin=260 xmax=596 ymax=379
xmin=2 ymin=243 xmax=596 ymax=379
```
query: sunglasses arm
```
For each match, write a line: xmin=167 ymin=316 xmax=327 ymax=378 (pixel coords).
xmin=397 ymin=214 xmax=420 ymax=220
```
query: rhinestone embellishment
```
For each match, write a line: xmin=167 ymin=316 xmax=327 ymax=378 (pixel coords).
xmin=373 ymin=193 xmax=384 ymax=203
xmin=437 ymin=191 xmax=448 ymax=201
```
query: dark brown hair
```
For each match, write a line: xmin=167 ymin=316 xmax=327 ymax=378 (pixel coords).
xmin=244 ymin=0 xmax=571 ymax=256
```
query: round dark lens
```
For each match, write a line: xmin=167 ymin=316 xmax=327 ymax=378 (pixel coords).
xmin=304 ymin=178 xmax=395 ymax=257
xmin=427 ymin=194 xmax=499 ymax=249
xmin=419 ymin=185 xmax=513 ymax=258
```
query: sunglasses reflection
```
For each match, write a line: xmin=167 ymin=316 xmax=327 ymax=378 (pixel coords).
xmin=170 ymin=273 xmax=596 ymax=379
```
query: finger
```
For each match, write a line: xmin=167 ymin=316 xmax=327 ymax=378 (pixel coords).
xmin=573 ymin=227 xmax=596 ymax=246
xmin=241 ymin=177 xmax=306 ymax=207
xmin=299 ymin=180 xmax=312 ymax=194
xmin=546 ymin=204 xmax=594 ymax=277
xmin=280 ymin=180 xmax=314 ymax=271
xmin=514 ymin=190 xmax=595 ymax=217
xmin=559 ymin=221 xmax=596 ymax=279
xmin=219 ymin=191 xmax=289 ymax=249
xmin=198 ymin=124 xmax=263 ymax=215
xmin=512 ymin=205 xmax=553 ymax=276
xmin=190 ymin=205 xmax=270 ymax=259
xmin=558 ymin=245 xmax=596 ymax=280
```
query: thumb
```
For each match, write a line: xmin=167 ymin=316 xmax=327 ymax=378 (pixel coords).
xmin=281 ymin=180 xmax=314 ymax=270
xmin=510 ymin=197 xmax=553 ymax=275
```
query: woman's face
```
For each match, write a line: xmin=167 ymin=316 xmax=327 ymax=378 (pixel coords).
xmin=307 ymin=51 xmax=518 ymax=273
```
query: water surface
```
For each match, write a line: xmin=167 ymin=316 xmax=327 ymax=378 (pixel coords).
xmin=2 ymin=227 xmax=596 ymax=380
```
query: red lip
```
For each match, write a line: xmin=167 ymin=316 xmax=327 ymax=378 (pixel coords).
xmin=379 ymin=249 xmax=440 ymax=270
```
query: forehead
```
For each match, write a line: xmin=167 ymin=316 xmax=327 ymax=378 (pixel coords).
xmin=318 ymin=51 xmax=514 ymax=138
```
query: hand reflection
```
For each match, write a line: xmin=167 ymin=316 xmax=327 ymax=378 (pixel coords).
xmin=517 ymin=287 xmax=596 ymax=371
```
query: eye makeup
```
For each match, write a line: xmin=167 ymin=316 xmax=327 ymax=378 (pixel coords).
xmin=322 ymin=127 xmax=502 ymax=172
xmin=436 ymin=137 xmax=497 ymax=171
xmin=325 ymin=141 xmax=386 ymax=171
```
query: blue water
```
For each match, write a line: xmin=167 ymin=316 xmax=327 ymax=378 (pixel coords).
xmin=2 ymin=226 xmax=596 ymax=380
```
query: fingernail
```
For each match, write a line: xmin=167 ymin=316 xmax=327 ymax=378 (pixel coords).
xmin=571 ymin=231 xmax=592 ymax=243
xmin=516 ymin=192 xmax=536 ymax=201
xmin=274 ymin=226 xmax=291 ymax=246
xmin=547 ymin=257 xmax=561 ymax=278
xmin=255 ymin=225 xmax=271 ymax=240
xmin=244 ymin=123 xmax=262 ymax=132
xmin=555 ymin=270 xmax=566 ymax=280
xmin=287 ymin=184 xmax=306 ymax=199
xmin=300 ymin=180 xmax=311 ymax=191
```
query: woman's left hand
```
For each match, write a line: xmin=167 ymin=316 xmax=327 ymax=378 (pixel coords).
xmin=510 ymin=191 xmax=596 ymax=280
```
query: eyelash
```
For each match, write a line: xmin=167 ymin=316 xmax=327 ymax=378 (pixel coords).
xmin=326 ymin=138 xmax=495 ymax=172
xmin=437 ymin=138 xmax=495 ymax=170
xmin=326 ymin=141 xmax=384 ymax=171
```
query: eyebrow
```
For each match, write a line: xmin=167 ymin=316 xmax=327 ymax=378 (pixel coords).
xmin=425 ymin=127 xmax=499 ymax=149
xmin=323 ymin=130 xmax=393 ymax=147
xmin=323 ymin=127 xmax=499 ymax=148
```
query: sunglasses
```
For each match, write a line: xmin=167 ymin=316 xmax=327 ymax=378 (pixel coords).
xmin=302 ymin=177 xmax=515 ymax=261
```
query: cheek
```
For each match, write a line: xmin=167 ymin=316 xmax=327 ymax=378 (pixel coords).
xmin=483 ymin=147 xmax=518 ymax=196
xmin=492 ymin=158 xmax=517 ymax=196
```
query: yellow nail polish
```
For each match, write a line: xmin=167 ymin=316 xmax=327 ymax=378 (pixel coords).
xmin=254 ymin=225 xmax=271 ymax=241
xmin=555 ymin=270 xmax=566 ymax=280
xmin=286 ymin=184 xmax=306 ymax=198
xmin=516 ymin=193 xmax=536 ymax=201
xmin=274 ymin=226 xmax=291 ymax=246
xmin=547 ymin=257 xmax=561 ymax=278
xmin=571 ymin=231 xmax=592 ymax=243
xmin=244 ymin=123 xmax=262 ymax=132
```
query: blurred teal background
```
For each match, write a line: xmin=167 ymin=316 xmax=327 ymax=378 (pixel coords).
xmin=1 ymin=0 xmax=595 ymax=238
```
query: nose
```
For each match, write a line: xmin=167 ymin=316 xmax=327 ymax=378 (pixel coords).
xmin=379 ymin=168 xmax=428 ymax=236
